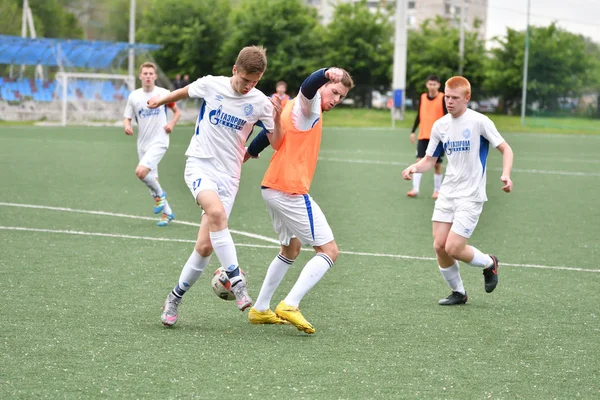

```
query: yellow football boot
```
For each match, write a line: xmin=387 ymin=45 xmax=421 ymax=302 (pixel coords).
xmin=248 ymin=308 xmax=290 ymax=325
xmin=275 ymin=301 xmax=315 ymax=334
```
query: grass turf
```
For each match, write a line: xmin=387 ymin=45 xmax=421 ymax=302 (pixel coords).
xmin=1 ymin=125 xmax=599 ymax=399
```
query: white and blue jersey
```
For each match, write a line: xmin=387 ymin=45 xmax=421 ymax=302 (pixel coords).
xmin=124 ymin=86 xmax=171 ymax=152
xmin=186 ymin=75 xmax=275 ymax=179
xmin=426 ymin=108 xmax=505 ymax=202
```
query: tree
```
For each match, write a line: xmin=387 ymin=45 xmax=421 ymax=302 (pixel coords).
xmin=583 ymin=39 xmax=600 ymax=117
xmin=323 ymin=0 xmax=394 ymax=107
xmin=0 ymin=1 xmax=22 ymax=36
xmin=136 ymin=0 xmax=232 ymax=79
xmin=484 ymin=28 xmax=524 ymax=113
xmin=486 ymin=23 xmax=598 ymax=114
xmin=100 ymin=0 xmax=135 ymax=42
xmin=217 ymin=0 xmax=324 ymax=95
xmin=64 ymin=0 xmax=138 ymax=41
xmin=407 ymin=16 xmax=487 ymax=103
xmin=1 ymin=0 xmax=82 ymax=39
xmin=27 ymin=0 xmax=83 ymax=38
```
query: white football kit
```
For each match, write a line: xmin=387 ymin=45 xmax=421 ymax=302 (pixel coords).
xmin=183 ymin=75 xmax=275 ymax=215
xmin=124 ymin=86 xmax=171 ymax=170
xmin=426 ymin=108 xmax=505 ymax=238
xmin=262 ymin=90 xmax=334 ymax=247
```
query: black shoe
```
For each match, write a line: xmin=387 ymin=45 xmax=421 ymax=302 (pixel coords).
xmin=438 ymin=291 xmax=468 ymax=305
xmin=483 ymin=255 xmax=499 ymax=293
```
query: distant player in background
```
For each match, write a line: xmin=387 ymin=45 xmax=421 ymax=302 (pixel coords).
xmin=271 ymin=80 xmax=291 ymax=108
xmin=147 ymin=46 xmax=281 ymax=327
xmin=245 ymin=67 xmax=354 ymax=334
xmin=124 ymin=62 xmax=181 ymax=227
xmin=402 ymin=76 xmax=514 ymax=306
xmin=407 ymin=75 xmax=447 ymax=199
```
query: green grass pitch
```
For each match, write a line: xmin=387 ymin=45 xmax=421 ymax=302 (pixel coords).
xmin=1 ymin=123 xmax=599 ymax=399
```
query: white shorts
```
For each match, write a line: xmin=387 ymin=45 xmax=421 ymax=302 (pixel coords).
xmin=261 ymin=188 xmax=334 ymax=247
xmin=431 ymin=196 xmax=484 ymax=239
xmin=184 ymin=157 xmax=239 ymax=218
xmin=138 ymin=144 xmax=168 ymax=171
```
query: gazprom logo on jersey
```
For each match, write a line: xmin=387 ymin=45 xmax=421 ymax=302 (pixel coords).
xmin=444 ymin=140 xmax=471 ymax=155
xmin=208 ymin=105 xmax=247 ymax=131
xmin=138 ymin=108 xmax=161 ymax=118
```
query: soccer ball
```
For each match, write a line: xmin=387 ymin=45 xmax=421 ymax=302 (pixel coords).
xmin=210 ymin=266 xmax=247 ymax=301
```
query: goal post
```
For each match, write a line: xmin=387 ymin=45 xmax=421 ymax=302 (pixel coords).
xmin=56 ymin=72 xmax=135 ymax=126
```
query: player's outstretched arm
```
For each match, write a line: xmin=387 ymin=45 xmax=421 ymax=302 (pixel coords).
xmin=496 ymin=141 xmax=514 ymax=192
xmin=300 ymin=68 xmax=331 ymax=100
xmin=402 ymin=155 xmax=438 ymax=180
xmin=148 ymin=86 xmax=190 ymax=109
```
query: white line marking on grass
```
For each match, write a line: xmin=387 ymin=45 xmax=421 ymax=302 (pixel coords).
xmin=339 ymin=248 xmax=599 ymax=273
xmin=517 ymin=156 xmax=600 ymax=165
xmin=317 ymin=157 xmax=600 ymax=177
xmin=319 ymin=149 xmax=600 ymax=165
xmin=0 ymin=202 xmax=281 ymax=244
xmin=0 ymin=226 xmax=198 ymax=244
xmin=1 ymin=225 xmax=598 ymax=274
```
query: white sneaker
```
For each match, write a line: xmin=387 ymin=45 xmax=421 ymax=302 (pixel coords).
xmin=231 ymin=280 xmax=252 ymax=311
xmin=161 ymin=293 xmax=181 ymax=326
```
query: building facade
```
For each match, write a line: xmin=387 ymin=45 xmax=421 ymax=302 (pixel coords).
xmin=305 ymin=0 xmax=487 ymax=38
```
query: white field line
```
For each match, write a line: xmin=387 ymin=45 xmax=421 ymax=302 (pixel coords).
xmin=0 ymin=202 xmax=598 ymax=273
xmin=317 ymin=157 xmax=600 ymax=177
xmin=0 ymin=202 xmax=280 ymax=244
xmin=0 ymin=226 xmax=597 ymax=273
xmin=318 ymin=148 xmax=600 ymax=165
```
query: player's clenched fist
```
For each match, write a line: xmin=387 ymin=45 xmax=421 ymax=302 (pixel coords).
xmin=147 ymin=96 xmax=162 ymax=109
xmin=325 ymin=68 xmax=344 ymax=83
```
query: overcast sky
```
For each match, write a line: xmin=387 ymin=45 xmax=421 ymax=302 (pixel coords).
xmin=486 ymin=0 xmax=600 ymax=43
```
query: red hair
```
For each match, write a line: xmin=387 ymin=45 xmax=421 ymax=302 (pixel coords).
xmin=445 ymin=76 xmax=471 ymax=96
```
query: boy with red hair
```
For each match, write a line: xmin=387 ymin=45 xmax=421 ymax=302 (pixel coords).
xmin=402 ymin=76 xmax=514 ymax=306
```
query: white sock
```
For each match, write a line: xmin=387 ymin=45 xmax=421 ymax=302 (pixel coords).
xmin=412 ymin=172 xmax=422 ymax=192
xmin=172 ymin=250 xmax=211 ymax=297
xmin=254 ymin=254 xmax=294 ymax=311
xmin=434 ymin=174 xmax=443 ymax=191
xmin=439 ymin=262 xmax=465 ymax=294
xmin=141 ymin=174 xmax=164 ymax=197
xmin=284 ymin=253 xmax=333 ymax=307
xmin=468 ymin=247 xmax=493 ymax=268
xmin=163 ymin=200 xmax=173 ymax=215
xmin=147 ymin=171 xmax=159 ymax=198
xmin=209 ymin=228 xmax=240 ymax=283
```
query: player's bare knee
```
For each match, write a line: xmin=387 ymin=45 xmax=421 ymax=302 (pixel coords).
xmin=433 ymin=240 xmax=447 ymax=255
xmin=444 ymin=243 xmax=462 ymax=259
xmin=327 ymin=247 xmax=339 ymax=263
xmin=317 ymin=242 xmax=339 ymax=263
xmin=281 ymin=245 xmax=300 ymax=260
xmin=195 ymin=240 xmax=213 ymax=257
xmin=135 ymin=166 xmax=149 ymax=180
xmin=205 ymin=208 xmax=227 ymax=227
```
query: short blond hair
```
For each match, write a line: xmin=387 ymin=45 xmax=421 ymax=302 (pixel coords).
xmin=445 ymin=76 xmax=471 ymax=96
xmin=323 ymin=68 xmax=355 ymax=90
xmin=235 ymin=46 xmax=268 ymax=74
xmin=340 ymin=68 xmax=354 ymax=89
xmin=138 ymin=62 xmax=157 ymax=74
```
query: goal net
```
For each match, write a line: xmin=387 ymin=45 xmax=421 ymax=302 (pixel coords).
xmin=55 ymin=72 xmax=135 ymax=126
